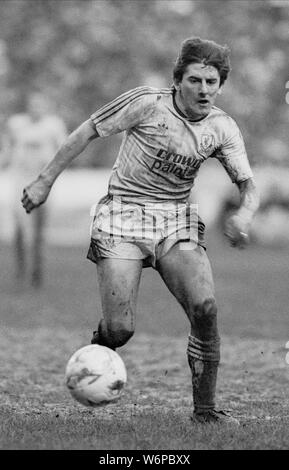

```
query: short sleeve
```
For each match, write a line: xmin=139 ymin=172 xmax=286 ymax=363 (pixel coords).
xmin=214 ymin=117 xmax=253 ymax=183
xmin=90 ymin=87 xmax=159 ymax=137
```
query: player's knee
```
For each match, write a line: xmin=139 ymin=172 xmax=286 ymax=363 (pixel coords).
xmin=194 ymin=297 xmax=217 ymax=321
xmin=193 ymin=298 xmax=218 ymax=336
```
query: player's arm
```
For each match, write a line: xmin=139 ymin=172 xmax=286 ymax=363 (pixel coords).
xmin=215 ymin=119 xmax=260 ymax=248
xmin=22 ymin=119 xmax=98 ymax=214
xmin=224 ymin=177 xmax=260 ymax=248
xmin=22 ymin=87 xmax=156 ymax=213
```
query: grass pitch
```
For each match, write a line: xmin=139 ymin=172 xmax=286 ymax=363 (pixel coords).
xmin=0 ymin=232 xmax=289 ymax=450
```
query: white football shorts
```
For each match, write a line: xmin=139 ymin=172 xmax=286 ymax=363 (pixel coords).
xmin=87 ymin=195 xmax=205 ymax=268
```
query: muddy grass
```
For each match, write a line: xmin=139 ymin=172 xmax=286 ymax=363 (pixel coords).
xmin=1 ymin=237 xmax=289 ymax=449
xmin=0 ymin=328 xmax=288 ymax=450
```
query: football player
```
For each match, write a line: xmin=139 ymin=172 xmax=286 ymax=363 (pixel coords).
xmin=4 ymin=91 xmax=67 ymax=287
xmin=22 ymin=38 xmax=259 ymax=423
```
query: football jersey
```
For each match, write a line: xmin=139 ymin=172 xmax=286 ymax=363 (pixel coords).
xmin=90 ymin=86 xmax=253 ymax=203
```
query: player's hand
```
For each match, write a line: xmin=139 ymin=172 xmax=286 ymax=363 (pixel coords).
xmin=21 ymin=177 xmax=51 ymax=214
xmin=224 ymin=213 xmax=250 ymax=249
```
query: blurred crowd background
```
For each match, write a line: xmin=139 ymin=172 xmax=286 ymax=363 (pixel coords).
xmin=0 ymin=0 xmax=289 ymax=246
xmin=0 ymin=0 xmax=288 ymax=166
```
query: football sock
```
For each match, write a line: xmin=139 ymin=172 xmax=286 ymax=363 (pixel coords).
xmin=187 ymin=334 xmax=220 ymax=411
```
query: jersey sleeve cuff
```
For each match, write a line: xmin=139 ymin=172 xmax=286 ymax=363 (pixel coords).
xmin=89 ymin=116 xmax=107 ymax=137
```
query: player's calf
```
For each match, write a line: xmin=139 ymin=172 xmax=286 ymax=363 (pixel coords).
xmin=187 ymin=297 xmax=220 ymax=413
xmin=187 ymin=334 xmax=220 ymax=411
xmin=187 ymin=299 xmax=239 ymax=424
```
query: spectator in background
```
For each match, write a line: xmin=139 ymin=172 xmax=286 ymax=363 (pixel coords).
xmin=2 ymin=91 xmax=67 ymax=287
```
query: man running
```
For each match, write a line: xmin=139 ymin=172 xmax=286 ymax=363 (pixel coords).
xmin=22 ymin=38 xmax=259 ymax=423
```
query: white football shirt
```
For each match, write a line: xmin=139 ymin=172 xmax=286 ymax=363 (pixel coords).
xmin=91 ymin=86 xmax=253 ymax=203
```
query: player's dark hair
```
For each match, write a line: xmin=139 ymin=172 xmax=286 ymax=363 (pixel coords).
xmin=173 ymin=37 xmax=231 ymax=86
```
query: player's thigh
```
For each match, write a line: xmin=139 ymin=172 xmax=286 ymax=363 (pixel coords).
xmin=157 ymin=242 xmax=215 ymax=319
xmin=96 ymin=257 xmax=143 ymax=324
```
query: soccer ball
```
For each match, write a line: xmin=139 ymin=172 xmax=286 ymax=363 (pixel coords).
xmin=65 ymin=344 xmax=127 ymax=407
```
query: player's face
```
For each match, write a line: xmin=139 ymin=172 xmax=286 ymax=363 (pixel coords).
xmin=174 ymin=62 xmax=221 ymax=120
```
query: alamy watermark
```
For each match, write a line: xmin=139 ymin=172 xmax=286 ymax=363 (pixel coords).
xmin=89 ymin=197 xmax=200 ymax=248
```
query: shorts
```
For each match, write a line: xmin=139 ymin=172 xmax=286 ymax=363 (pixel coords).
xmin=87 ymin=195 xmax=206 ymax=268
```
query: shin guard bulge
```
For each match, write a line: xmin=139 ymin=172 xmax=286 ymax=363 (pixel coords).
xmin=187 ymin=334 xmax=220 ymax=411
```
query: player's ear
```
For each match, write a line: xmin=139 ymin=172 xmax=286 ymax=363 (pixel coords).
xmin=173 ymin=79 xmax=180 ymax=91
xmin=217 ymin=85 xmax=223 ymax=95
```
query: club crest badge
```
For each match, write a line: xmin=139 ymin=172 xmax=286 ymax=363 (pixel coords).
xmin=157 ymin=116 xmax=169 ymax=134
xmin=199 ymin=134 xmax=215 ymax=157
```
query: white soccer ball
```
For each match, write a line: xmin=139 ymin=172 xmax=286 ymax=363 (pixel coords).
xmin=65 ymin=344 xmax=127 ymax=407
